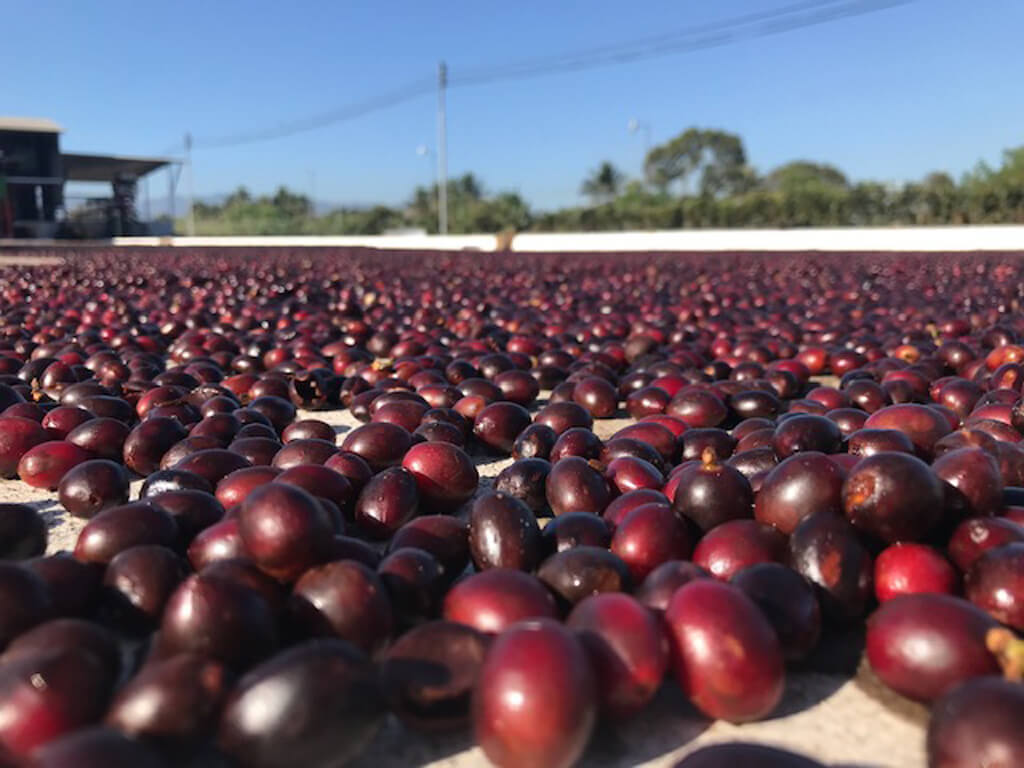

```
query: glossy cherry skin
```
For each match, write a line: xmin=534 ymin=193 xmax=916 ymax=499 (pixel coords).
xmin=443 ymin=569 xmax=558 ymax=634
xmin=947 ymin=516 xmax=1024 ymax=572
xmin=755 ymin=452 xmax=845 ymax=535
xmin=842 ymin=452 xmax=944 ymax=543
xmin=545 ymin=456 xmax=612 ymax=516
xmin=186 ymin=518 xmax=248 ymax=570
xmin=105 ymin=653 xmax=230 ymax=747
xmin=122 ymin=417 xmax=189 ymax=476
xmin=772 ymin=414 xmax=843 ymax=457
xmin=789 ymin=511 xmax=874 ymax=622
xmin=965 ymin=542 xmax=1024 ymax=630
xmin=354 ymin=467 xmax=420 ymax=540
xmin=469 ymin=492 xmax=542 ymax=572
xmin=865 ymin=594 xmax=1000 ymax=703
xmin=473 ymin=402 xmax=532 ymax=455
xmin=380 ymin=620 xmax=490 ymax=731
xmin=401 ymin=441 xmax=479 ymax=511
xmin=664 ymin=579 xmax=784 ymax=722
xmin=512 ymin=423 xmax=558 ymax=460
xmin=17 ymin=441 xmax=93 ymax=490
xmin=99 ymin=545 xmax=186 ymax=632
xmin=536 ymin=546 xmax=632 ymax=607
xmin=541 ymin=511 xmax=612 ymax=555
xmin=157 ymin=573 xmax=278 ymax=669
xmin=218 ymin=639 xmax=384 ymax=768
xmin=340 ymin=422 xmax=412 ymax=471
xmin=926 ymin=677 xmax=1024 ymax=768
xmin=864 ymin=403 xmax=952 ymax=457
xmin=389 ymin=515 xmax=470 ymax=585
xmin=692 ymin=519 xmax=788 ymax=582
xmin=57 ymin=459 xmax=131 ymax=520
xmin=634 ymin=560 xmax=709 ymax=613
xmin=378 ymin=547 xmax=444 ymax=628
xmin=874 ymin=542 xmax=958 ymax=602
xmin=290 ymin=559 xmax=394 ymax=654
xmin=672 ymin=452 xmax=753 ymax=532
xmin=0 ymin=416 xmax=49 ymax=477
xmin=493 ymin=458 xmax=551 ymax=516
xmin=0 ymin=648 xmax=114 ymax=757
xmin=74 ymin=503 xmax=178 ymax=565
xmin=271 ymin=438 xmax=339 ymax=470
xmin=610 ymin=503 xmax=691 ymax=583
xmin=237 ymin=483 xmax=334 ymax=582
xmin=566 ymin=593 xmax=668 ymax=718
xmin=847 ymin=427 xmax=916 ymax=457
xmin=932 ymin=447 xmax=1004 ymax=518
xmin=473 ymin=619 xmax=596 ymax=768
xmin=731 ymin=563 xmax=822 ymax=661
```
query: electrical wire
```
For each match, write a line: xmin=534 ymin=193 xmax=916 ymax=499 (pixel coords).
xmin=178 ymin=0 xmax=916 ymax=151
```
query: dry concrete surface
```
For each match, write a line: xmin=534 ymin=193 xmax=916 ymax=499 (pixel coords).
xmin=1 ymin=397 xmax=931 ymax=768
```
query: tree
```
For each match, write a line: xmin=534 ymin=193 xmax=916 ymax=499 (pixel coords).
xmin=643 ymin=128 xmax=754 ymax=197
xmin=764 ymin=161 xmax=848 ymax=192
xmin=580 ymin=162 xmax=625 ymax=204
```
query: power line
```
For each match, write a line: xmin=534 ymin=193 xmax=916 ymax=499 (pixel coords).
xmin=450 ymin=0 xmax=852 ymax=84
xmin=178 ymin=0 xmax=915 ymax=151
xmin=451 ymin=0 xmax=915 ymax=86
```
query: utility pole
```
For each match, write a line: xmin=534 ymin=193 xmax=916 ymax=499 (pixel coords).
xmin=184 ymin=133 xmax=196 ymax=236
xmin=437 ymin=61 xmax=448 ymax=236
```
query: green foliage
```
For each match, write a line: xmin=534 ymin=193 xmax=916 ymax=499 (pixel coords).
xmin=182 ymin=130 xmax=1024 ymax=235
xmin=581 ymin=162 xmax=625 ymax=204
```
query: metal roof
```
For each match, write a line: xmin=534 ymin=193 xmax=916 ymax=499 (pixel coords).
xmin=0 ymin=117 xmax=62 ymax=134
xmin=62 ymin=152 xmax=176 ymax=182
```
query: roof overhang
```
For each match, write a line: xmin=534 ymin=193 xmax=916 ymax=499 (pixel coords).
xmin=62 ymin=152 xmax=176 ymax=182
xmin=0 ymin=117 xmax=62 ymax=134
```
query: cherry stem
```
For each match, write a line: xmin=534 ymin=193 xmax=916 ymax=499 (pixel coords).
xmin=986 ymin=627 xmax=1024 ymax=682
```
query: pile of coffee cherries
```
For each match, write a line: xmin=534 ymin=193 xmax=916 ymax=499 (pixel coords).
xmin=0 ymin=247 xmax=1020 ymax=768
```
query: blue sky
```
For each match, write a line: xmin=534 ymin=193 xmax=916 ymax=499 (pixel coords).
xmin=6 ymin=0 xmax=1021 ymax=209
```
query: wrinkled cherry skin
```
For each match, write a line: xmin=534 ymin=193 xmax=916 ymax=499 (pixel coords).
xmin=566 ymin=593 xmax=668 ymax=718
xmin=443 ymin=569 xmax=558 ymax=634
xmin=865 ymin=594 xmax=1000 ymax=703
xmin=874 ymin=542 xmax=958 ymax=602
xmin=664 ymin=579 xmax=784 ymax=723
xmin=926 ymin=677 xmax=1024 ymax=768
xmin=473 ymin=619 xmax=596 ymax=768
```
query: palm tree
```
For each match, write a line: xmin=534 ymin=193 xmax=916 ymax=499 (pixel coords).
xmin=581 ymin=162 xmax=625 ymax=204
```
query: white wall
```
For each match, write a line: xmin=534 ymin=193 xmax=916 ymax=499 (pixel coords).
xmin=112 ymin=225 xmax=1024 ymax=252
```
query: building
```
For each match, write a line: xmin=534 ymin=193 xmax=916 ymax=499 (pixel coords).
xmin=0 ymin=117 xmax=177 ymax=238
